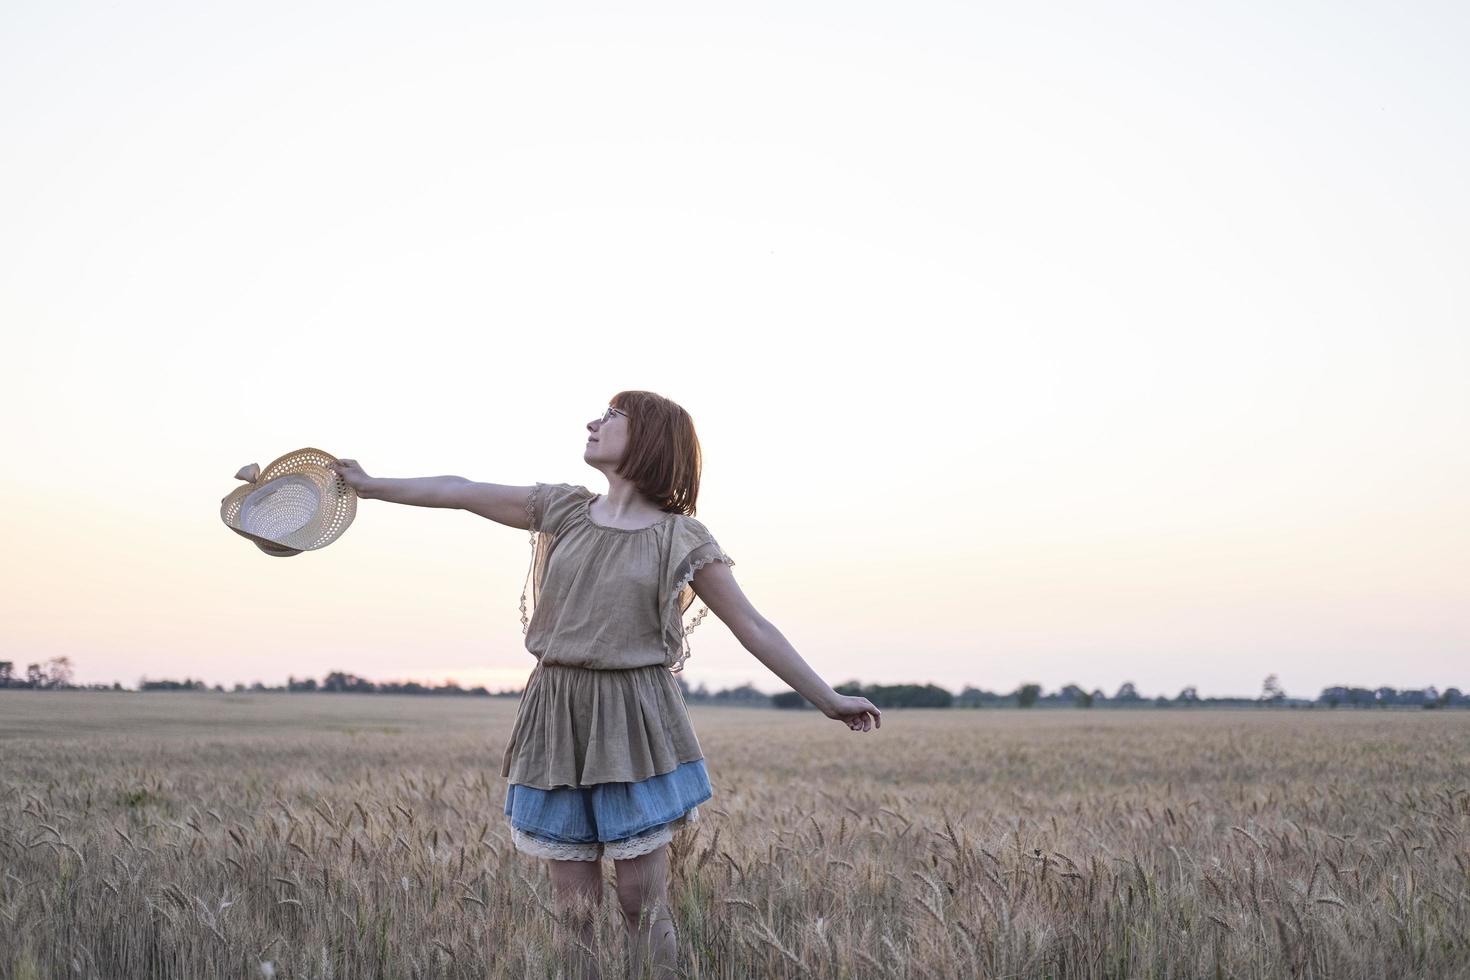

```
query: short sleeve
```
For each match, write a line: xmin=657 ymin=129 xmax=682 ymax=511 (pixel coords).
xmin=528 ymin=482 xmax=595 ymax=536
xmin=661 ymin=516 xmax=736 ymax=673
xmin=519 ymin=482 xmax=596 ymax=636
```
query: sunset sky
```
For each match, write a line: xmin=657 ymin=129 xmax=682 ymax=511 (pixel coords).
xmin=3 ymin=1 xmax=1465 ymax=700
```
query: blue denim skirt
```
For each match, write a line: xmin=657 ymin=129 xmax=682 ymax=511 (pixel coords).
xmin=504 ymin=757 xmax=712 ymax=858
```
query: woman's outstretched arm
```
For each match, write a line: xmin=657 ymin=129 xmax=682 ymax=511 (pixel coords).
xmin=690 ymin=560 xmax=882 ymax=733
xmin=327 ymin=459 xmax=474 ymax=510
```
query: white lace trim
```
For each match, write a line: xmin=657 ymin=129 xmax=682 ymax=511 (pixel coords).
xmin=606 ymin=822 xmax=676 ymax=860
xmin=518 ymin=485 xmax=538 ymax=635
xmin=511 ymin=826 xmax=602 ymax=861
xmin=665 ymin=553 xmax=735 ymax=674
xmin=509 ymin=806 xmax=699 ymax=861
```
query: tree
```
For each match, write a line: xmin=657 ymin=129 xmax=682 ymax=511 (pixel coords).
xmin=1176 ymin=685 xmax=1199 ymax=703
xmin=956 ymin=686 xmax=991 ymax=708
xmin=1261 ymin=674 xmax=1285 ymax=704
xmin=1016 ymin=683 xmax=1042 ymax=708
xmin=44 ymin=657 xmax=74 ymax=688
xmin=711 ymin=683 xmax=769 ymax=706
xmin=322 ymin=671 xmax=374 ymax=693
xmin=822 ymin=681 xmax=952 ymax=708
xmin=1114 ymin=682 xmax=1141 ymax=702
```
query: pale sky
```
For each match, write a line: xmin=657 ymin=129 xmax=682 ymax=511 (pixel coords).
xmin=2 ymin=1 xmax=1466 ymax=700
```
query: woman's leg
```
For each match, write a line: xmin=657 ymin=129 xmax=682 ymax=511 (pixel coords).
xmin=548 ymin=857 xmax=605 ymax=980
xmin=613 ymin=843 xmax=678 ymax=980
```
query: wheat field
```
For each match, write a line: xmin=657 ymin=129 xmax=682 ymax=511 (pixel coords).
xmin=2 ymin=692 xmax=1468 ymax=979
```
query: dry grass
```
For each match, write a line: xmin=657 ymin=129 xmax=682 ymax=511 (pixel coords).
xmin=2 ymin=691 xmax=1468 ymax=979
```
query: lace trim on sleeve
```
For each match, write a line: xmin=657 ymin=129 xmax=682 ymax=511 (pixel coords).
xmin=518 ymin=485 xmax=539 ymax=635
xmin=666 ymin=553 xmax=735 ymax=674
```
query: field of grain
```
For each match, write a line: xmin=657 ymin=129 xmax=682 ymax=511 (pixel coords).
xmin=2 ymin=691 xmax=1468 ymax=979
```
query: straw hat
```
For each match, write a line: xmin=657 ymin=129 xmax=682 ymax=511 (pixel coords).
xmin=220 ymin=447 xmax=357 ymax=557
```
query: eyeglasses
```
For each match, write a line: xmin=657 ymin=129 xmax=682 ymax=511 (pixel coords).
xmin=598 ymin=406 xmax=628 ymax=424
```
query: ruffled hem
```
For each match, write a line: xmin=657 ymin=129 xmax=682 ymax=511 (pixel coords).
xmin=500 ymin=662 xmax=704 ymax=789
xmin=505 ymin=757 xmax=712 ymax=839
xmin=508 ymin=806 xmax=700 ymax=861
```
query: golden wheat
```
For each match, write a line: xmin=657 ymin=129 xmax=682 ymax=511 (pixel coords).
xmin=2 ymin=692 xmax=1468 ymax=978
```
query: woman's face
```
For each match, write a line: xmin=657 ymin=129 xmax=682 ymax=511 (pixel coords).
xmin=585 ymin=405 xmax=629 ymax=467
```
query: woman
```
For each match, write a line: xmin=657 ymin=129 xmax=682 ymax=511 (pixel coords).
xmin=329 ymin=390 xmax=881 ymax=980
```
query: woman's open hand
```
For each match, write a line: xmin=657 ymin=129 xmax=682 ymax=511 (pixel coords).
xmin=824 ymin=694 xmax=882 ymax=732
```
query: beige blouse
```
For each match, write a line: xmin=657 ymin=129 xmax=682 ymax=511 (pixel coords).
xmin=500 ymin=482 xmax=736 ymax=789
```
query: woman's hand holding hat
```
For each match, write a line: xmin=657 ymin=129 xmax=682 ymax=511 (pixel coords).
xmin=328 ymin=458 xmax=374 ymax=496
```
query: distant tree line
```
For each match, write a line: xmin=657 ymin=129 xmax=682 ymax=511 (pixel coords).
xmin=0 ymin=658 xmax=117 ymax=690
xmin=772 ymin=681 xmax=956 ymax=709
xmin=767 ymin=675 xmax=1470 ymax=710
xmin=677 ymin=679 xmax=773 ymax=706
xmin=2 ymin=660 xmax=1465 ymax=708
xmin=130 ymin=671 xmax=518 ymax=696
xmin=0 ymin=661 xmax=512 ymax=697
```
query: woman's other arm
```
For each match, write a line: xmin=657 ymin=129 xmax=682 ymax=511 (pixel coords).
xmin=690 ymin=561 xmax=882 ymax=732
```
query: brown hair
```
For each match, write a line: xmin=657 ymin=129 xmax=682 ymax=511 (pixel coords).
xmin=608 ymin=390 xmax=703 ymax=516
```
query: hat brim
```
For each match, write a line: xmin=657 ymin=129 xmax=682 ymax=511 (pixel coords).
xmin=223 ymin=523 xmax=304 ymax=556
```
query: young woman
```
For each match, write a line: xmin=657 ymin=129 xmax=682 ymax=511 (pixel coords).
xmin=328 ymin=390 xmax=881 ymax=980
